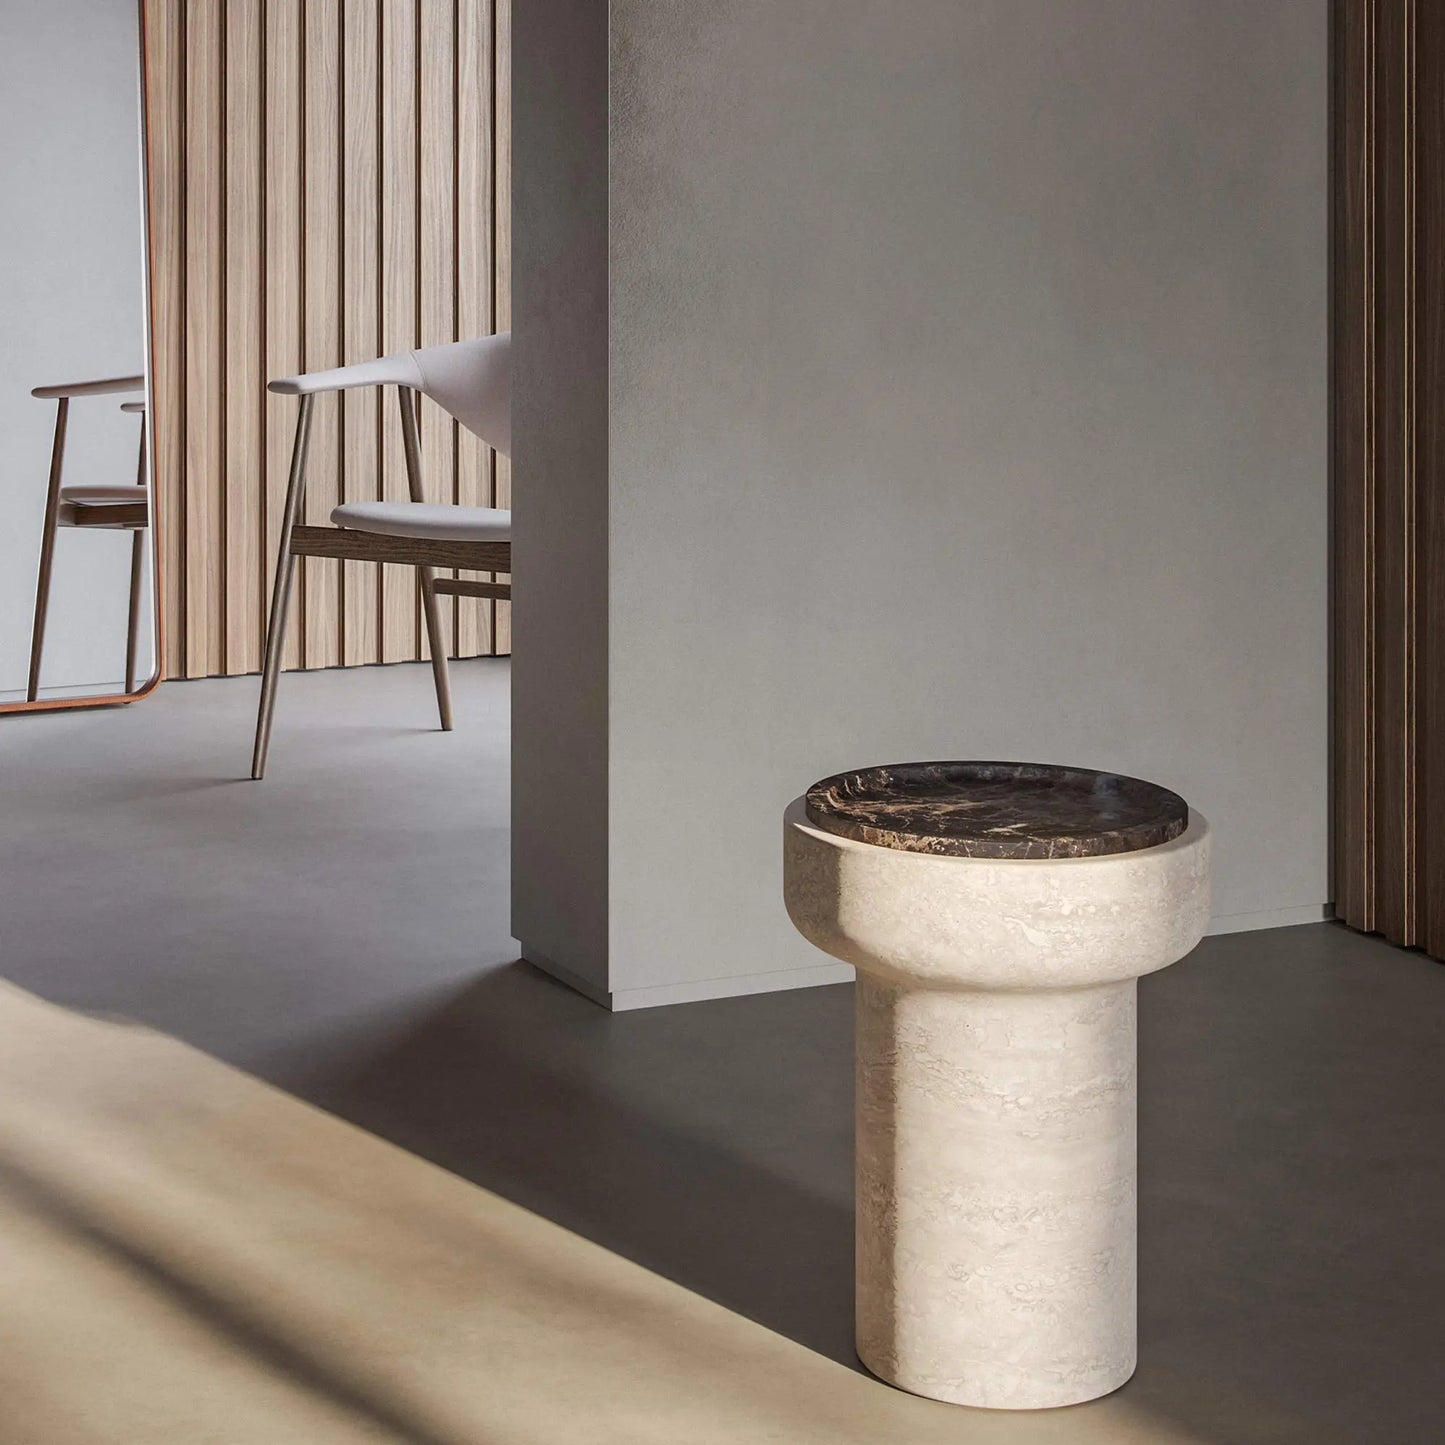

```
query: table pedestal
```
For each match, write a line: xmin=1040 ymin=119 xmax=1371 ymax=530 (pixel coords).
xmin=855 ymin=972 xmax=1137 ymax=1409
xmin=783 ymin=768 xmax=1210 ymax=1411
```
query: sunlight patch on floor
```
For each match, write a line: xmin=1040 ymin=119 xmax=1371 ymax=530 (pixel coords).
xmin=0 ymin=985 xmax=1216 ymax=1445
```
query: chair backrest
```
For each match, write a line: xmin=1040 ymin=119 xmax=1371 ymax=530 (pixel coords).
xmin=268 ymin=333 xmax=511 ymax=458
xmin=412 ymin=335 xmax=510 ymax=458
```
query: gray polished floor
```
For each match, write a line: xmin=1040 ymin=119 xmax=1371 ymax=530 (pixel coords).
xmin=1 ymin=663 xmax=1442 ymax=1444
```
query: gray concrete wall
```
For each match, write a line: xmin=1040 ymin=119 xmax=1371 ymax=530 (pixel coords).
xmin=511 ymin=0 xmax=611 ymax=995
xmin=0 ymin=0 xmax=147 ymax=696
xmin=515 ymin=0 xmax=1329 ymax=1008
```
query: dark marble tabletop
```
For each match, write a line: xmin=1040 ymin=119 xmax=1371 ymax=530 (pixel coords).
xmin=804 ymin=761 xmax=1188 ymax=860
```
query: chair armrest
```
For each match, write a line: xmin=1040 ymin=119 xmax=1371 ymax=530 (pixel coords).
xmin=31 ymin=374 xmax=145 ymax=400
xmin=268 ymin=351 xmax=423 ymax=396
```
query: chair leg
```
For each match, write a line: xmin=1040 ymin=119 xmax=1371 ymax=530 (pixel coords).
xmin=398 ymin=387 xmax=454 ymax=732
xmin=125 ymin=528 xmax=144 ymax=695
xmin=252 ymin=552 xmax=299 ymax=779
xmin=418 ymin=565 xmax=454 ymax=731
xmin=251 ymin=395 xmax=315 ymax=779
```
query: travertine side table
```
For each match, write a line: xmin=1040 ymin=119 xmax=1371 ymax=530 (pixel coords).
xmin=783 ymin=762 xmax=1210 ymax=1410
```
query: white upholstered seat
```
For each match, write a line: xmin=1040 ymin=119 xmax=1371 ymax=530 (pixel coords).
xmin=60 ymin=485 xmax=147 ymax=505
xmin=330 ymin=500 xmax=511 ymax=541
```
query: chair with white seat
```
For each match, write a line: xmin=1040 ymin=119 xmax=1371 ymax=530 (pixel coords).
xmin=252 ymin=332 xmax=511 ymax=779
xmin=27 ymin=375 xmax=149 ymax=701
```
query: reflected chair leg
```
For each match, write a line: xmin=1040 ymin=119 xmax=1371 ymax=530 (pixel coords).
xmin=125 ymin=528 xmax=144 ymax=695
xmin=26 ymin=398 xmax=70 ymax=702
xmin=418 ymin=565 xmax=454 ymax=731
xmin=252 ymin=395 xmax=314 ymax=779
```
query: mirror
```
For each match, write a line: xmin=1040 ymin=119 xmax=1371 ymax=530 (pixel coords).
xmin=0 ymin=0 xmax=156 ymax=713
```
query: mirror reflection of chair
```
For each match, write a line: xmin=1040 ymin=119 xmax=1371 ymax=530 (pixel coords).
xmin=26 ymin=375 xmax=149 ymax=702
xmin=251 ymin=333 xmax=511 ymax=780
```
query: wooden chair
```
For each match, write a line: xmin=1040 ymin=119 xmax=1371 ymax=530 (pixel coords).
xmin=27 ymin=375 xmax=149 ymax=701
xmin=252 ymin=333 xmax=511 ymax=779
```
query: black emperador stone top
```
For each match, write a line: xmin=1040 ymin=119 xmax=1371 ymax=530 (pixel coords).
xmin=804 ymin=762 xmax=1188 ymax=860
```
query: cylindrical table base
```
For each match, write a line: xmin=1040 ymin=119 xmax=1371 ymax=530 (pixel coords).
xmin=855 ymin=972 xmax=1137 ymax=1410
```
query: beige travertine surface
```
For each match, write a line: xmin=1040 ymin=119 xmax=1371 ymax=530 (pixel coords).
xmin=0 ymin=982 xmax=1220 ymax=1445
xmin=785 ymin=801 xmax=1211 ymax=1409
xmin=783 ymin=802 xmax=1211 ymax=994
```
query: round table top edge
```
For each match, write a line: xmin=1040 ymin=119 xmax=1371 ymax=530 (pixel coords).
xmin=796 ymin=762 xmax=1194 ymax=861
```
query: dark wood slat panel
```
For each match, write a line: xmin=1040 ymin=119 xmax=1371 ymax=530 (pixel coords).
xmin=1333 ymin=0 xmax=1371 ymax=928
xmin=1416 ymin=4 xmax=1445 ymax=954
xmin=1333 ymin=0 xmax=1445 ymax=960
xmin=1370 ymin=3 xmax=1412 ymax=941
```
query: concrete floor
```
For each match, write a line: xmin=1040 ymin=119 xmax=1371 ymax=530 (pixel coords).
xmin=1 ymin=663 xmax=1443 ymax=1443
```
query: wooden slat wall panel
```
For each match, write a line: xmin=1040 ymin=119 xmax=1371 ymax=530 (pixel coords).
xmin=264 ymin=0 xmax=304 ymax=673
xmin=421 ymin=0 xmax=458 ymax=661
xmin=1333 ymin=0 xmax=1369 ymax=931
xmin=142 ymin=4 xmax=185 ymax=680
xmin=379 ymin=0 xmax=419 ymax=664
xmin=1335 ymin=0 xmax=1405 ymax=942
xmin=184 ymin=6 xmax=225 ymax=678
xmin=1419 ymin=7 xmax=1445 ymax=951
xmin=1372 ymin=3 xmax=1411 ymax=939
xmin=1333 ymin=0 xmax=1445 ymax=961
xmin=141 ymin=0 xmax=507 ymax=678
xmin=224 ymin=0 xmax=264 ymax=676
xmin=340 ymin=0 xmax=381 ymax=668
xmin=302 ymin=0 xmax=343 ymax=670
xmin=493 ymin=0 xmax=512 ymax=654
xmin=456 ymin=0 xmax=495 ymax=657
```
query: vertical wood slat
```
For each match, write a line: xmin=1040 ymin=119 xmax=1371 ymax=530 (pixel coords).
xmin=420 ymin=0 xmax=457 ymax=661
xmin=224 ymin=0 xmax=263 ymax=676
xmin=302 ymin=0 xmax=343 ymax=669
xmin=1335 ymin=0 xmax=1401 ymax=941
xmin=493 ymin=0 xmax=512 ymax=655
xmin=144 ymin=0 xmax=503 ymax=678
xmin=1416 ymin=5 xmax=1445 ymax=954
xmin=142 ymin=3 xmax=186 ymax=680
xmin=456 ymin=0 xmax=495 ymax=657
xmin=341 ymin=0 xmax=380 ymax=666
xmin=380 ymin=0 xmax=419 ymax=663
xmin=184 ymin=6 xmax=225 ymax=678
xmin=264 ymin=0 xmax=304 ymax=672
xmin=1372 ymin=3 xmax=1411 ymax=941
xmin=1333 ymin=0 xmax=1371 ymax=933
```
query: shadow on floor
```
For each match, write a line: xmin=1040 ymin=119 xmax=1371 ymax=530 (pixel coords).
xmin=295 ymin=961 xmax=861 ymax=1371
